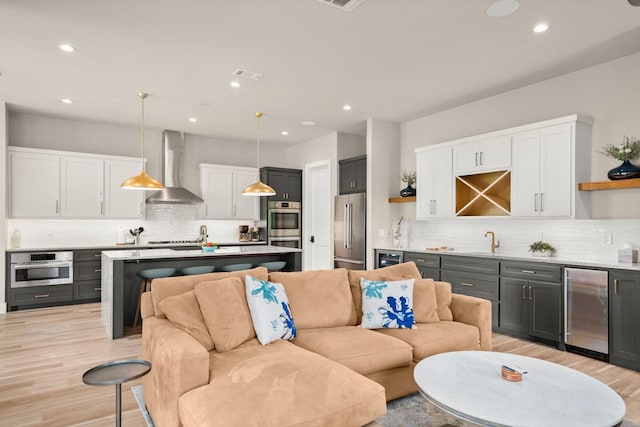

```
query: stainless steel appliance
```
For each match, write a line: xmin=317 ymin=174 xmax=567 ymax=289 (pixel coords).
xmin=375 ymin=250 xmax=404 ymax=268
xmin=334 ymin=193 xmax=366 ymax=270
xmin=10 ymin=251 xmax=74 ymax=288
xmin=564 ymin=267 xmax=609 ymax=359
xmin=267 ymin=201 xmax=301 ymax=237
xmin=269 ymin=236 xmax=302 ymax=249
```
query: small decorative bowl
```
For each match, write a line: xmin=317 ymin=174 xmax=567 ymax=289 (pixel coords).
xmin=501 ymin=365 xmax=523 ymax=382
xmin=201 ymin=245 xmax=217 ymax=253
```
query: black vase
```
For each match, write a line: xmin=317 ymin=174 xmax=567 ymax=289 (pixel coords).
xmin=400 ymin=184 xmax=416 ymax=197
xmin=607 ymin=160 xmax=640 ymax=180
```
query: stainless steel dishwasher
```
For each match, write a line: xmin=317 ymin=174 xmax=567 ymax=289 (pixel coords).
xmin=564 ymin=267 xmax=609 ymax=360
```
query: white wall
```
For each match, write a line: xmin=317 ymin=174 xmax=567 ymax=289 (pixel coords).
xmin=1 ymin=104 xmax=6 ymax=312
xmin=287 ymin=132 xmax=338 ymax=194
xmin=401 ymin=52 xmax=640 ymax=219
xmin=367 ymin=118 xmax=400 ymax=268
xmin=337 ymin=132 xmax=366 ymax=161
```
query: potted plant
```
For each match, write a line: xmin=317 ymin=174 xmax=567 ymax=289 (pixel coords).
xmin=529 ymin=241 xmax=556 ymax=257
xmin=599 ymin=136 xmax=640 ymax=180
xmin=400 ymin=171 xmax=416 ymax=197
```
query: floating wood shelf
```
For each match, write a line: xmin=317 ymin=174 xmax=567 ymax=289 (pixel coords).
xmin=578 ymin=180 xmax=640 ymax=191
xmin=389 ymin=196 xmax=416 ymax=203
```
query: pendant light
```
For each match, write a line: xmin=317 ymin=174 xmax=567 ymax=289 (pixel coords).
xmin=242 ymin=112 xmax=276 ymax=196
xmin=121 ymin=92 xmax=164 ymax=190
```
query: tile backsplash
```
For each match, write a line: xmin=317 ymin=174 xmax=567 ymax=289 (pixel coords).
xmin=8 ymin=205 xmax=257 ymax=248
xmin=393 ymin=218 xmax=640 ymax=264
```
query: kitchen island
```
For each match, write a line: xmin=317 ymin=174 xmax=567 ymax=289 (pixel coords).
xmin=101 ymin=246 xmax=301 ymax=339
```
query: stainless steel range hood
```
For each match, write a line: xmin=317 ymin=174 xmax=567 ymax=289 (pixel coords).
xmin=146 ymin=130 xmax=204 ymax=204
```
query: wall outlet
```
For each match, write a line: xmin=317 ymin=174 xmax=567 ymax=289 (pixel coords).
xmin=601 ymin=231 xmax=612 ymax=245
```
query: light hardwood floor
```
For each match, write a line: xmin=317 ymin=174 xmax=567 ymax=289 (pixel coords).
xmin=1 ymin=303 xmax=639 ymax=426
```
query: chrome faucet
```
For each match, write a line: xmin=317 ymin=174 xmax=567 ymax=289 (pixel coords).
xmin=485 ymin=231 xmax=500 ymax=254
xmin=198 ymin=225 xmax=208 ymax=244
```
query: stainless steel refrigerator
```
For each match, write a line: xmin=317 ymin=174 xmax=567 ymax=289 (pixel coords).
xmin=334 ymin=193 xmax=366 ymax=270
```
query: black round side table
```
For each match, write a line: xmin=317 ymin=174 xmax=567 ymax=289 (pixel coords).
xmin=83 ymin=359 xmax=151 ymax=427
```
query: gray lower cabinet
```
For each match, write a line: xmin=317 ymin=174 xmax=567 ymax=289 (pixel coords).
xmin=499 ymin=261 xmax=562 ymax=344
xmin=9 ymin=285 xmax=74 ymax=307
xmin=440 ymin=255 xmax=500 ymax=328
xmin=609 ymin=269 xmax=640 ymax=371
xmin=403 ymin=252 xmax=440 ymax=280
xmin=73 ymin=249 xmax=103 ymax=301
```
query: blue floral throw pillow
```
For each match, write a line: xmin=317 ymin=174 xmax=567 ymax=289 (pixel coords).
xmin=360 ymin=278 xmax=415 ymax=329
xmin=245 ymin=275 xmax=296 ymax=345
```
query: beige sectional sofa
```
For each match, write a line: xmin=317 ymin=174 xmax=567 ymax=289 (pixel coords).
xmin=140 ymin=262 xmax=491 ymax=427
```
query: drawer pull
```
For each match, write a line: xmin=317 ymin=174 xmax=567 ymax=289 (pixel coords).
xmin=94 ymin=254 xmax=101 ymax=258
xmin=94 ymin=269 xmax=102 ymax=273
xmin=461 ymin=282 xmax=475 ymax=287
xmin=522 ymin=270 xmax=536 ymax=274
xmin=415 ymin=259 xmax=425 ymax=262
xmin=94 ymin=287 xmax=101 ymax=291
xmin=34 ymin=294 xmax=50 ymax=298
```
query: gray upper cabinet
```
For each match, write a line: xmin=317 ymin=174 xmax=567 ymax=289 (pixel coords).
xmin=260 ymin=167 xmax=302 ymax=202
xmin=339 ymin=156 xmax=366 ymax=194
xmin=610 ymin=269 xmax=640 ymax=371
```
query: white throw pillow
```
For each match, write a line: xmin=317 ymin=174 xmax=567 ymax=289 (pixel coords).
xmin=245 ymin=275 xmax=297 ymax=345
xmin=360 ymin=278 xmax=415 ymax=329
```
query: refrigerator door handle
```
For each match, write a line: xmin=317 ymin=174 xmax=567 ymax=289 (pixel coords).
xmin=344 ymin=204 xmax=349 ymax=249
xmin=347 ymin=203 xmax=353 ymax=249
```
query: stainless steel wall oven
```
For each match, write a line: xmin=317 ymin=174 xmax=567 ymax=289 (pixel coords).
xmin=267 ymin=201 xmax=301 ymax=237
xmin=10 ymin=251 xmax=74 ymax=288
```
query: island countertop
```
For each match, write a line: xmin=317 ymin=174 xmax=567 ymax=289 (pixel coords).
xmin=101 ymin=245 xmax=301 ymax=339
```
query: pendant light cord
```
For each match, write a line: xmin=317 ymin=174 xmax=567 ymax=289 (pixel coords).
xmin=256 ymin=112 xmax=263 ymax=169
xmin=139 ymin=92 xmax=148 ymax=173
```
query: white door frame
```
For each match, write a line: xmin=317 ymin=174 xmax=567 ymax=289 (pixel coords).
xmin=303 ymin=159 xmax=332 ymax=270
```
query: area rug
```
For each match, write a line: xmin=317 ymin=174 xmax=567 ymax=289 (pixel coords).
xmin=132 ymin=386 xmax=639 ymax=427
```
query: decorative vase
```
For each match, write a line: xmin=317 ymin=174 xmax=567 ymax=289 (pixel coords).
xmin=400 ymin=185 xmax=416 ymax=197
xmin=607 ymin=160 xmax=640 ymax=180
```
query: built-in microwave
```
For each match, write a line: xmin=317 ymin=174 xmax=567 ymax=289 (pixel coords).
xmin=268 ymin=201 xmax=301 ymax=237
xmin=268 ymin=236 xmax=302 ymax=249
xmin=10 ymin=251 xmax=74 ymax=288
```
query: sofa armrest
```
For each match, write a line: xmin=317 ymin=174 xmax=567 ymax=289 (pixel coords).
xmin=450 ymin=294 xmax=492 ymax=351
xmin=143 ymin=317 xmax=209 ymax=427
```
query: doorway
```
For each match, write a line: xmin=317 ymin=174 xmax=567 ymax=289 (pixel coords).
xmin=303 ymin=160 xmax=332 ymax=270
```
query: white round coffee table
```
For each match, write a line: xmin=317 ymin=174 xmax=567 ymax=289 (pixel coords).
xmin=414 ymin=351 xmax=626 ymax=427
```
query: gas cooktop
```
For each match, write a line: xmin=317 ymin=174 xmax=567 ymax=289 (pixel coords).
xmin=147 ymin=240 xmax=200 ymax=244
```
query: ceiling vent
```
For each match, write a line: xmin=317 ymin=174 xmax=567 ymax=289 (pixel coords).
xmin=232 ymin=69 xmax=262 ymax=80
xmin=318 ymin=0 xmax=366 ymax=12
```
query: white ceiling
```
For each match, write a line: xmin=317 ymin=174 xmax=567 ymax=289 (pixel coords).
xmin=1 ymin=0 xmax=639 ymax=145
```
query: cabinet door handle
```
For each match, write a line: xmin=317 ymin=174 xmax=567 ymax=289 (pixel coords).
xmin=34 ymin=294 xmax=50 ymax=298
xmin=540 ymin=193 xmax=544 ymax=212
xmin=55 ymin=200 xmax=59 ymax=214
xmin=614 ymin=279 xmax=619 ymax=295
xmin=528 ymin=286 xmax=533 ymax=300
xmin=94 ymin=287 xmax=101 ymax=291
xmin=479 ymin=151 xmax=484 ymax=166
xmin=522 ymin=270 xmax=536 ymax=274
xmin=461 ymin=282 xmax=475 ymax=287
xmin=475 ymin=152 xmax=479 ymax=166
xmin=522 ymin=285 xmax=527 ymax=300
xmin=100 ymin=201 xmax=104 ymax=216
xmin=534 ymin=193 xmax=539 ymax=212
xmin=433 ymin=199 xmax=437 ymax=214
xmin=94 ymin=269 xmax=102 ymax=273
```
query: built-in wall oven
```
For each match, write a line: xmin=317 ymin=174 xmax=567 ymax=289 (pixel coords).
xmin=268 ymin=236 xmax=302 ymax=249
xmin=10 ymin=251 xmax=74 ymax=288
xmin=268 ymin=201 xmax=301 ymax=237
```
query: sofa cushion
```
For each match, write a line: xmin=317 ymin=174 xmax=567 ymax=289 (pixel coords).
xmin=293 ymin=326 xmax=413 ymax=375
xmin=348 ymin=262 xmax=421 ymax=322
xmin=158 ymin=290 xmax=215 ymax=351
xmin=377 ymin=321 xmax=480 ymax=362
xmin=268 ymin=269 xmax=358 ymax=329
xmin=245 ymin=275 xmax=296 ymax=345
xmin=360 ymin=278 xmax=415 ymax=329
xmin=179 ymin=340 xmax=386 ymax=427
xmin=413 ymin=278 xmax=440 ymax=323
xmin=151 ymin=266 xmax=268 ymax=317
xmin=435 ymin=281 xmax=454 ymax=321
xmin=194 ymin=277 xmax=256 ymax=352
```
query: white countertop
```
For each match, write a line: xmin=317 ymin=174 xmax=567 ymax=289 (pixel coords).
xmin=6 ymin=240 xmax=267 ymax=253
xmin=102 ymin=245 xmax=300 ymax=261
xmin=377 ymin=247 xmax=640 ymax=271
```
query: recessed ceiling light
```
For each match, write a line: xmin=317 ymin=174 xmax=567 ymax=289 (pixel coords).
xmin=58 ymin=44 xmax=75 ymax=53
xmin=302 ymin=120 xmax=316 ymax=126
xmin=188 ymin=117 xmax=197 ymax=123
xmin=486 ymin=0 xmax=519 ymax=18
xmin=533 ymin=23 xmax=549 ymax=33
xmin=230 ymin=81 xmax=240 ymax=88
xmin=61 ymin=98 xmax=73 ymax=104
xmin=343 ymin=105 xmax=352 ymax=111
xmin=281 ymin=131 xmax=289 ymax=136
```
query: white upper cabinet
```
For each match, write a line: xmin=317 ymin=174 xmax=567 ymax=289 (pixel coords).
xmin=416 ymin=145 xmax=453 ymax=219
xmin=10 ymin=150 xmax=61 ymax=218
xmin=200 ymin=164 xmax=259 ymax=220
xmin=9 ymin=147 xmax=145 ymax=219
xmin=104 ymin=159 xmax=145 ymax=218
xmin=453 ymin=135 xmax=511 ymax=175
xmin=61 ymin=156 xmax=104 ymax=218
